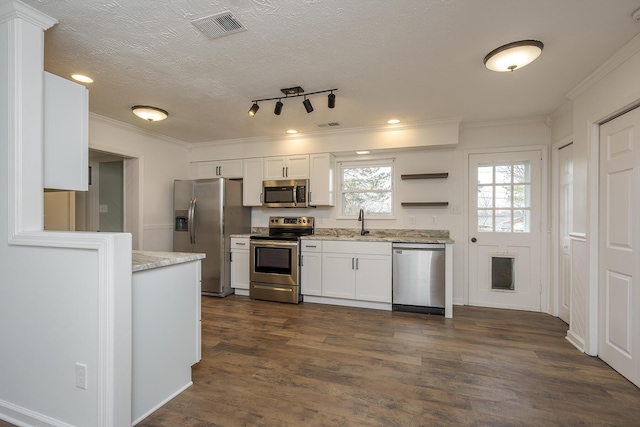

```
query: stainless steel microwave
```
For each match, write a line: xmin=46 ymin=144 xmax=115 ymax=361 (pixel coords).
xmin=262 ymin=179 xmax=309 ymax=208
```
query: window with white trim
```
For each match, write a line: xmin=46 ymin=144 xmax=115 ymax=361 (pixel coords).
xmin=339 ymin=159 xmax=394 ymax=217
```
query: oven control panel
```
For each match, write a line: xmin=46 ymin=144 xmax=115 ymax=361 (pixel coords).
xmin=269 ymin=216 xmax=314 ymax=227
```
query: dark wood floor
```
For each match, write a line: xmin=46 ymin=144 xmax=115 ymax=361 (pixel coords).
xmin=138 ymin=295 xmax=640 ymax=427
xmin=2 ymin=295 xmax=640 ymax=426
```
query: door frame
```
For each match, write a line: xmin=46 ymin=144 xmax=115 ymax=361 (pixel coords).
xmin=90 ymin=144 xmax=144 ymax=250
xmin=551 ymin=135 xmax=573 ymax=320
xmin=463 ymin=144 xmax=549 ymax=310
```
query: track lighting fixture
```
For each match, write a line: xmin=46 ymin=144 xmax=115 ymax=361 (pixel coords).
xmin=274 ymin=100 xmax=283 ymax=115
xmin=248 ymin=86 xmax=338 ymax=116
xmin=303 ymin=97 xmax=314 ymax=113
xmin=248 ymin=102 xmax=259 ymax=117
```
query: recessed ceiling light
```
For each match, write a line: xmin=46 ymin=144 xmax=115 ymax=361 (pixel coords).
xmin=71 ymin=74 xmax=93 ymax=83
xmin=356 ymin=150 xmax=370 ymax=155
xmin=387 ymin=119 xmax=400 ymax=124
xmin=287 ymin=129 xmax=298 ymax=134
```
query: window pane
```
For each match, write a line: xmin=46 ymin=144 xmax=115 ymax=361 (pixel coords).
xmin=477 ymin=185 xmax=493 ymax=208
xmin=342 ymin=192 xmax=392 ymax=216
xmin=495 ymin=210 xmax=512 ymax=232
xmin=478 ymin=165 xmax=493 ymax=184
xmin=513 ymin=185 xmax=530 ymax=208
xmin=514 ymin=209 xmax=531 ymax=232
xmin=495 ymin=185 xmax=512 ymax=208
xmin=478 ymin=210 xmax=493 ymax=232
xmin=495 ymin=163 xmax=512 ymax=184
xmin=342 ymin=167 xmax=392 ymax=191
xmin=513 ymin=162 xmax=530 ymax=183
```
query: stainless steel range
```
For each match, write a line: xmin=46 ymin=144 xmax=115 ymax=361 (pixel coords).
xmin=249 ymin=216 xmax=314 ymax=304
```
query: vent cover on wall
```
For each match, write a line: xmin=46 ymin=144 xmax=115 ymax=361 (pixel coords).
xmin=191 ymin=11 xmax=247 ymax=39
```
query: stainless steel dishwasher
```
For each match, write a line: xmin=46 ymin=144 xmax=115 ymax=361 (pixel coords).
xmin=392 ymin=243 xmax=445 ymax=315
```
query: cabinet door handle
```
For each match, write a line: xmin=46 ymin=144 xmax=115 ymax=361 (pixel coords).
xmin=219 ymin=166 xmax=222 ymax=175
xmin=283 ymin=167 xmax=286 ymax=177
xmin=352 ymin=258 xmax=355 ymax=270
xmin=309 ymin=192 xmax=312 ymax=203
xmin=300 ymin=254 xmax=304 ymax=267
xmin=230 ymin=252 xmax=233 ymax=262
xmin=236 ymin=242 xmax=246 ymax=246
xmin=306 ymin=245 xmax=316 ymax=248
xmin=356 ymin=258 xmax=359 ymax=270
xmin=260 ymin=192 xmax=263 ymax=203
xmin=286 ymin=167 xmax=289 ymax=177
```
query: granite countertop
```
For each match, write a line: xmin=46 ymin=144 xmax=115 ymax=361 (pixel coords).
xmin=301 ymin=235 xmax=454 ymax=244
xmin=232 ymin=227 xmax=454 ymax=244
xmin=132 ymin=250 xmax=206 ymax=272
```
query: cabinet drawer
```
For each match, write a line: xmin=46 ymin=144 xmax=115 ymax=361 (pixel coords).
xmin=301 ymin=240 xmax=322 ymax=252
xmin=231 ymin=237 xmax=250 ymax=249
xmin=322 ymin=240 xmax=391 ymax=256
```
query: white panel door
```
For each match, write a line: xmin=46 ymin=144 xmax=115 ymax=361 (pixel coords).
xmin=468 ymin=151 xmax=542 ymax=311
xmin=558 ymin=143 xmax=573 ymax=324
xmin=599 ymin=108 xmax=640 ymax=387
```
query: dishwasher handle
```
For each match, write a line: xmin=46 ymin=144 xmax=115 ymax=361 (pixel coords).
xmin=392 ymin=243 xmax=445 ymax=250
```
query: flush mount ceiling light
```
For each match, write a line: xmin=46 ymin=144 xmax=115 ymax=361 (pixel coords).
xmin=131 ymin=105 xmax=168 ymax=122
xmin=71 ymin=74 xmax=93 ymax=83
xmin=484 ymin=40 xmax=543 ymax=72
xmin=248 ymin=86 xmax=338 ymax=117
xmin=387 ymin=119 xmax=400 ymax=124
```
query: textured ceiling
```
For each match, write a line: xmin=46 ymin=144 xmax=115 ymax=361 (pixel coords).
xmin=23 ymin=0 xmax=640 ymax=144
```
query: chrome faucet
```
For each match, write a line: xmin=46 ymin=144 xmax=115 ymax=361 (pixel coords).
xmin=357 ymin=208 xmax=369 ymax=236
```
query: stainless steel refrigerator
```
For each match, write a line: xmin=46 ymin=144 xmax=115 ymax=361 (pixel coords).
xmin=173 ymin=178 xmax=251 ymax=296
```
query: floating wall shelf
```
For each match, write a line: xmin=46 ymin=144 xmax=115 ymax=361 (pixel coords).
xmin=401 ymin=202 xmax=449 ymax=207
xmin=400 ymin=173 xmax=448 ymax=180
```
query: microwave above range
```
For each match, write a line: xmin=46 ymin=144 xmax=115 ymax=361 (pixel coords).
xmin=262 ymin=179 xmax=309 ymax=208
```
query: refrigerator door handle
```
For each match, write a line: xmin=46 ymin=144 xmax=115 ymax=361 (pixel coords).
xmin=187 ymin=198 xmax=194 ymax=244
xmin=191 ymin=197 xmax=197 ymax=243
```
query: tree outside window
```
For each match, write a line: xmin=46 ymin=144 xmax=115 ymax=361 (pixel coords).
xmin=340 ymin=160 xmax=394 ymax=217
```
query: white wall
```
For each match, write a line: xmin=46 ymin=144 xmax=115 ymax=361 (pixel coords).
xmin=88 ymin=115 xmax=191 ymax=251
xmin=1 ymin=3 xmax=132 ymax=426
xmin=555 ymin=34 xmax=640 ymax=355
xmin=190 ymin=117 xmax=551 ymax=306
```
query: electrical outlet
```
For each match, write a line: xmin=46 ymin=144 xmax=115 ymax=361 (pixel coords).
xmin=450 ymin=205 xmax=461 ymax=214
xmin=76 ymin=363 xmax=88 ymax=390
xmin=409 ymin=215 xmax=416 ymax=225
xmin=99 ymin=204 xmax=108 ymax=213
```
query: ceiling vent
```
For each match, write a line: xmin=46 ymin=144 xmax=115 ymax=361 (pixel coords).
xmin=317 ymin=122 xmax=341 ymax=128
xmin=191 ymin=11 xmax=246 ymax=40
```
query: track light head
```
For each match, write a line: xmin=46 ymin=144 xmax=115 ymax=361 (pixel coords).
xmin=303 ymin=97 xmax=314 ymax=113
xmin=248 ymin=102 xmax=259 ymax=117
xmin=274 ymin=100 xmax=283 ymax=115
xmin=328 ymin=92 xmax=336 ymax=108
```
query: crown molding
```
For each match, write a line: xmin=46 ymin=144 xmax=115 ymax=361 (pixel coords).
xmin=0 ymin=0 xmax=57 ymax=29
xmin=566 ymin=32 xmax=640 ymax=100
xmin=460 ymin=116 xmax=547 ymax=129
xmin=89 ymin=113 xmax=190 ymax=149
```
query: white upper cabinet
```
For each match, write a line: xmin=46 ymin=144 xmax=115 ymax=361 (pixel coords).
xmin=263 ymin=155 xmax=309 ymax=180
xmin=242 ymin=158 xmax=264 ymax=206
xmin=309 ymin=153 xmax=335 ymax=206
xmin=195 ymin=159 xmax=243 ymax=179
xmin=43 ymin=72 xmax=89 ymax=191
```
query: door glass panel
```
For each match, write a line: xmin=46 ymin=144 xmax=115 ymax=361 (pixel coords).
xmin=478 ymin=165 xmax=493 ymax=184
xmin=477 ymin=186 xmax=494 ymax=208
xmin=476 ymin=161 xmax=531 ymax=233
xmin=478 ymin=210 xmax=493 ymax=231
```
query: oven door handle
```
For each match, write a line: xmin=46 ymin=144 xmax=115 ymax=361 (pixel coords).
xmin=250 ymin=240 xmax=299 ymax=249
xmin=252 ymin=284 xmax=293 ymax=293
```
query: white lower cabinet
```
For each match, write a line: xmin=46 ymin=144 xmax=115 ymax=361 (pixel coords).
xmin=230 ymin=237 xmax=250 ymax=292
xmin=301 ymin=240 xmax=322 ymax=296
xmin=308 ymin=240 xmax=392 ymax=305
